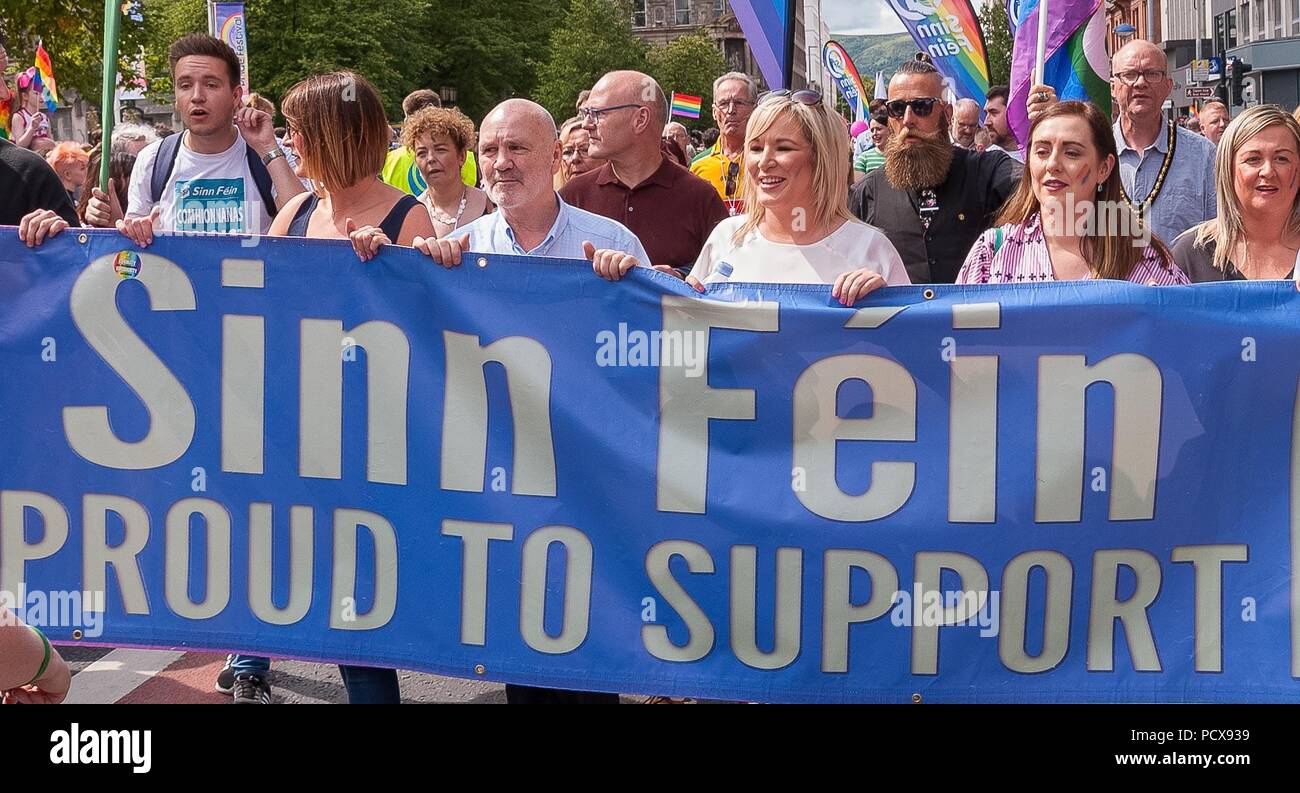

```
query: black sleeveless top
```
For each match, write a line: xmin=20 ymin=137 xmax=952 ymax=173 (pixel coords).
xmin=286 ymin=192 xmax=421 ymax=240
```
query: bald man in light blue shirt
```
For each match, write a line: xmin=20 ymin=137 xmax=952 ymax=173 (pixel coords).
xmin=415 ymin=98 xmax=648 ymax=279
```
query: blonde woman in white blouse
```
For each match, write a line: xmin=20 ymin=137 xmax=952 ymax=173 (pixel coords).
xmin=591 ymin=89 xmax=910 ymax=302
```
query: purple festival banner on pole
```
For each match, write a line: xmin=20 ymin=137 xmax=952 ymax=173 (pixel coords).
xmin=209 ymin=2 xmax=250 ymax=97
xmin=728 ymin=0 xmax=797 ymax=90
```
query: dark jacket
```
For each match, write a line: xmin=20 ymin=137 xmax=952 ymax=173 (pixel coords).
xmin=848 ymin=146 xmax=1020 ymax=283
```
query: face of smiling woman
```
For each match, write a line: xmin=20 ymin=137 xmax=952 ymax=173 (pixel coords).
xmin=1232 ymin=124 xmax=1299 ymax=217
xmin=1028 ymin=115 xmax=1113 ymax=227
xmin=746 ymin=111 xmax=815 ymax=219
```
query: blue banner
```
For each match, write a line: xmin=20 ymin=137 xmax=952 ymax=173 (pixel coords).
xmin=3 ymin=229 xmax=1299 ymax=703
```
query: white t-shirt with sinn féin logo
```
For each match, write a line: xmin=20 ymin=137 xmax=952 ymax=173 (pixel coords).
xmin=125 ymin=129 xmax=276 ymax=235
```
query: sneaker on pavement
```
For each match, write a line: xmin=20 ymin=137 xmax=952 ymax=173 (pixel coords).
xmin=232 ymin=673 xmax=272 ymax=705
xmin=215 ymin=654 xmax=235 ymax=694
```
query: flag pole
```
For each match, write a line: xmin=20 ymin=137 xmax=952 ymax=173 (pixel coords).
xmin=99 ymin=0 xmax=123 ymax=193
xmin=1034 ymin=0 xmax=1049 ymax=86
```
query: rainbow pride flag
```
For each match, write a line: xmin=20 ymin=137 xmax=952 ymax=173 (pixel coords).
xmin=34 ymin=43 xmax=59 ymax=109
xmin=1008 ymin=0 xmax=1110 ymax=148
xmin=671 ymin=93 xmax=703 ymax=119
xmin=884 ymin=0 xmax=990 ymax=102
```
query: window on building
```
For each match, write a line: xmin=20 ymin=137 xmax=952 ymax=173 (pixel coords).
xmin=716 ymin=0 xmax=726 ymax=15
xmin=1271 ymin=0 xmax=1282 ymax=35
xmin=654 ymin=5 xmax=665 ymax=25
xmin=676 ymin=0 xmax=691 ymax=25
xmin=1228 ymin=8 xmax=1237 ymax=46
xmin=1242 ymin=1 xmax=1252 ymax=40
xmin=1255 ymin=0 xmax=1264 ymax=35
xmin=1293 ymin=0 xmax=1299 ymax=28
xmin=632 ymin=0 xmax=646 ymax=27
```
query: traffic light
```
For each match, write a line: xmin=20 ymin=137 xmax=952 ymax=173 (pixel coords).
xmin=1228 ymin=57 xmax=1253 ymax=105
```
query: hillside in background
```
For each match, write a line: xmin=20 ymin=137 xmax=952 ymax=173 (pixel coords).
xmin=830 ymin=33 xmax=916 ymax=82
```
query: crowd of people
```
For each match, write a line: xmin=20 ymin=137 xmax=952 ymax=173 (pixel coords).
xmin=3 ymin=27 xmax=1300 ymax=705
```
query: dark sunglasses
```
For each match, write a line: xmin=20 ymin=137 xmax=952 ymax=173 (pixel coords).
xmin=761 ymin=89 xmax=822 ymax=106
xmin=885 ymin=97 xmax=941 ymax=119
xmin=724 ymin=161 xmax=740 ymax=198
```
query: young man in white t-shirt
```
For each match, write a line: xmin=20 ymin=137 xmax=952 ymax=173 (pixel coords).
xmin=82 ymin=36 xmax=305 ymax=706
xmin=84 ymin=34 xmax=304 ymax=241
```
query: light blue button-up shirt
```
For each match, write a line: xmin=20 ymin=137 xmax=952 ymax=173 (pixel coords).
xmin=459 ymin=194 xmax=650 ymax=263
xmin=1114 ymin=120 xmax=1217 ymax=245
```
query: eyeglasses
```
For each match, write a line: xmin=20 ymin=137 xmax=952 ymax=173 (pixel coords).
xmin=724 ymin=161 xmax=740 ymax=199
xmin=578 ymin=104 xmax=643 ymax=125
xmin=761 ymin=89 xmax=822 ymax=106
xmin=562 ymin=145 xmax=589 ymax=159
xmin=1113 ymin=70 xmax=1167 ymax=86
xmin=885 ymin=98 xmax=942 ymax=119
xmin=714 ymin=99 xmax=757 ymax=113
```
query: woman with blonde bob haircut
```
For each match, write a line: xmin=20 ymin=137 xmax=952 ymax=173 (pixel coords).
xmin=1173 ymin=104 xmax=1300 ymax=282
xmin=959 ymin=100 xmax=1185 ymax=284
xmin=684 ymin=89 xmax=909 ymax=303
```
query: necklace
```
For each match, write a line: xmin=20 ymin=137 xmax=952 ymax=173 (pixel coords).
xmin=429 ymin=185 xmax=469 ymax=228
xmin=1118 ymin=121 xmax=1176 ymax=220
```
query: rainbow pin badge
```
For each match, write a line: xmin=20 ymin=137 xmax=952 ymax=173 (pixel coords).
xmin=113 ymin=251 xmax=142 ymax=280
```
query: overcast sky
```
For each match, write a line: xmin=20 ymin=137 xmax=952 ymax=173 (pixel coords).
xmin=821 ymin=0 xmax=907 ymax=35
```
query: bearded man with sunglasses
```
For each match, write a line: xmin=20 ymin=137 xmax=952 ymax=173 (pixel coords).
xmin=849 ymin=54 xmax=1020 ymax=284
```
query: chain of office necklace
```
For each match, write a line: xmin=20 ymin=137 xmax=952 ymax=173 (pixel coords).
xmin=429 ymin=186 xmax=469 ymax=228
xmin=1118 ymin=121 xmax=1176 ymax=219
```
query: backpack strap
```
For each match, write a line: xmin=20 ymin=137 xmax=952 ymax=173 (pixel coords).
xmin=150 ymin=133 xmax=184 ymax=204
xmin=150 ymin=132 xmax=279 ymax=218
xmin=243 ymin=142 xmax=279 ymax=218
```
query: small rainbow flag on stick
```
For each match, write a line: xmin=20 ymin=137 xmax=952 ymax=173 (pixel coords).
xmin=34 ymin=42 xmax=60 ymax=110
xmin=671 ymin=92 xmax=702 ymax=119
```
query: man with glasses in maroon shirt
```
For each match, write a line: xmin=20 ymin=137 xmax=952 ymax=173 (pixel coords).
xmin=562 ymin=70 xmax=728 ymax=278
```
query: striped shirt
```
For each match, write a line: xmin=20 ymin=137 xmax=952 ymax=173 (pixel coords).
xmin=853 ymin=146 xmax=885 ymax=174
xmin=956 ymin=213 xmax=1189 ymax=285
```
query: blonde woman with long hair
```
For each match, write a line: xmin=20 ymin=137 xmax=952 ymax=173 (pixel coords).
xmin=1173 ymin=105 xmax=1300 ymax=282
xmin=680 ymin=90 xmax=909 ymax=304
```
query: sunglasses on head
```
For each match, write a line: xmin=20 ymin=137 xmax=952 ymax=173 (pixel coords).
xmin=885 ymin=97 xmax=941 ymax=119
xmin=761 ymin=89 xmax=822 ymax=106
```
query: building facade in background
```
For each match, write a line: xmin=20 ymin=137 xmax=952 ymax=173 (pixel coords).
xmin=630 ymin=0 xmax=826 ymax=91
xmin=1224 ymin=0 xmax=1300 ymax=109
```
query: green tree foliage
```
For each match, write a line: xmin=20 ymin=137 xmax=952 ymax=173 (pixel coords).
xmin=533 ymin=0 xmax=648 ymax=122
xmin=137 ymin=0 xmax=562 ymax=123
xmin=140 ymin=0 xmax=431 ymax=121
xmin=0 ymin=1 xmax=148 ymax=107
xmin=645 ymin=29 xmax=727 ymax=131
xmin=978 ymin=0 xmax=1013 ymax=88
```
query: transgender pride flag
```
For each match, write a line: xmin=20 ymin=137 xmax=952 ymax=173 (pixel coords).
xmin=1008 ymin=0 xmax=1110 ymax=148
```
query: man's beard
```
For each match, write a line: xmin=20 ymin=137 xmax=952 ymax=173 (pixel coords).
xmin=883 ymin=126 xmax=955 ymax=192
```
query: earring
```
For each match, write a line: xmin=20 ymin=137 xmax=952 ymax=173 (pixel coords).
xmin=1097 ymin=183 xmax=1104 ymax=193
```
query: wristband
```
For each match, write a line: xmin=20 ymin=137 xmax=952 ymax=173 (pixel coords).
xmin=261 ymin=148 xmax=286 ymax=166
xmin=23 ymin=626 xmax=51 ymax=687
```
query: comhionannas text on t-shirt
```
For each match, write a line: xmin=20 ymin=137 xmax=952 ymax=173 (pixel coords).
xmin=175 ymin=178 xmax=248 ymax=234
